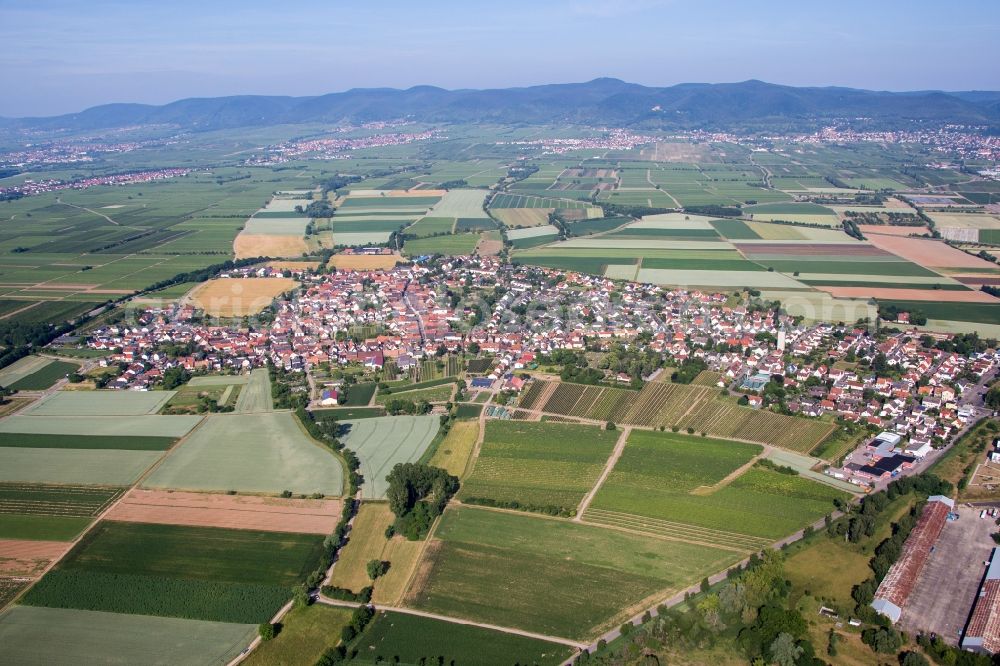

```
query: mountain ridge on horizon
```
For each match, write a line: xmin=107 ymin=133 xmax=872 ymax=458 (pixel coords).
xmin=4 ymin=78 xmax=1000 ymax=133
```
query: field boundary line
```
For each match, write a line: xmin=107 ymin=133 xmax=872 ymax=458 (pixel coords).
xmin=576 ymin=517 xmax=755 ymax=554
xmin=317 ymin=596 xmax=587 ymax=649
xmin=574 ymin=426 xmax=630 ymax=521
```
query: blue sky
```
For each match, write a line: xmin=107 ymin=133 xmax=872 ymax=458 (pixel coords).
xmin=1 ymin=0 xmax=998 ymax=117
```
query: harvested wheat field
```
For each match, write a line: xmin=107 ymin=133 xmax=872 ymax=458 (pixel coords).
xmin=328 ymin=253 xmax=402 ymax=271
xmin=190 ymin=278 xmax=297 ymax=317
xmin=864 ymin=234 xmax=994 ymax=269
xmin=234 ymin=233 xmax=309 ymax=259
xmin=476 ymin=234 xmax=503 ymax=257
xmin=104 ymin=489 xmax=342 ymax=534
xmin=817 ymin=286 xmax=999 ymax=302
xmin=0 ymin=539 xmax=69 ymax=575
xmin=858 ymin=225 xmax=929 ymax=237
xmin=493 ymin=208 xmax=554 ymax=228
xmin=267 ymin=261 xmax=320 ymax=272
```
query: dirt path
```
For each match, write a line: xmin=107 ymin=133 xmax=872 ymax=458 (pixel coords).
xmin=646 ymin=169 xmax=680 ymax=207
xmin=574 ymin=426 xmax=630 ymax=521
xmin=0 ymin=301 xmax=42 ymax=320
xmin=690 ymin=445 xmax=771 ymax=496
xmin=56 ymin=197 xmax=131 ymax=228
xmin=317 ymin=596 xmax=587 ymax=649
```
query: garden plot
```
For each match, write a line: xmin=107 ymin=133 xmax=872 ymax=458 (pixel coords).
xmin=337 ymin=415 xmax=439 ymax=499
xmin=143 ymin=412 xmax=343 ymax=496
xmin=0 ymin=606 xmax=257 ymax=666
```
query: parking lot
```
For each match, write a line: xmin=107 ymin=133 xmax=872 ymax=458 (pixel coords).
xmin=898 ymin=505 xmax=997 ymax=644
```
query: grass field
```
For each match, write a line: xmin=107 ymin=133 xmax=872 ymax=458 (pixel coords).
xmin=338 ymin=416 xmax=439 ymax=499
xmin=244 ymin=603 xmax=353 ymax=666
xmin=325 ymin=503 xmax=423 ymax=604
xmin=427 ymin=419 xmax=479 ymax=478
xmin=0 ymin=606 xmax=257 ymax=666
xmin=459 ymin=421 xmax=618 ymax=515
xmin=407 ymin=506 xmax=738 ymax=640
xmin=352 ymin=610 xmax=574 ymax=666
xmin=190 ymin=278 xmax=297 ymax=317
xmin=374 ymin=384 xmax=454 ymax=405
xmin=144 ymin=412 xmax=343 ymax=495
xmin=343 ymin=382 xmax=376 ymax=407
xmin=589 ymin=430 xmax=847 ymax=544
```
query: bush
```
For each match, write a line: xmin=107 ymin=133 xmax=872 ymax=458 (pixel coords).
xmin=259 ymin=622 xmax=276 ymax=641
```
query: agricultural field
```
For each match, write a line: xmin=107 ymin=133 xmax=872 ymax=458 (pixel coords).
xmin=162 ymin=380 xmax=242 ymax=414
xmin=743 ymin=202 xmax=840 ymax=225
xmin=0 ymin=606 xmax=257 ymax=666
xmin=490 ymin=193 xmax=592 ymax=209
xmin=328 ymin=252 xmax=401 ymax=271
xmin=104 ymin=489 xmax=342 ymax=534
xmin=350 ymin=610 xmax=574 ymax=666
xmin=234 ymin=368 xmax=272 ymax=413
xmin=492 ymin=208 xmax=553 ymax=228
xmin=402 ymin=234 xmax=479 ymax=256
xmin=244 ymin=603 xmax=353 ymax=666
xmin=0 ymin=447 xmax=164 ymax=486
xmin=143 ymin=411 xmax=343 ymax=495
xmin=23 ymin=520 xmax=324 ymax=623
xmin=427 ymin=419 xmax=479 ymax=478
xmin=521 ymin=380 xmax=637 ymax=423
xmin=406 ymin=506 xmax=739 ymax=640
xmin=425 ymin=189 xmax=489 ymax=219
xmin=23 ymin=389 xmax=174 ymax=416
xmin=459 ymin=420 xmax=619 ymax=514
xmin=676 ymin=397 xmax=835 ymax=452
xmin=404 ymin=216 xmax=455 ymax=237
xmin=1 ymin=357 xmax=79 ymax=391
xmin=325 ymin=503 xmax=422 ymax=605
xmin=374 ymin=383 xmax=454 ymax=405
xmin=588 ymin=430 xmax=847 ymax=544
xmin=189 ymin=277 xmax=297 ymax=317
xmin=337 ymin=415 xmax=439 ymax=499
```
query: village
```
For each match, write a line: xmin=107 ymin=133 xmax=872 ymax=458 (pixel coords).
xmin=82 ymin=255 xmax=999 ymax=489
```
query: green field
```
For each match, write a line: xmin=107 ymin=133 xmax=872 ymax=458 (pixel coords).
xmin=0 ymin=414 xmax=202 ymax=438
xmin=58 ymin=521 xmax=324 ymax=586
xmin=22 ymin=390 xmax=176 ymax=416
xmin=144 ymin=411 xmax=343 ymax=495
xmin=0 ymin=447 xmax=163 ymax=485
xmin=0 ymin=513 xmax=93 ymax=540
xmin=409 ymin=506 xmax=738 ymax=640
xmin=235 ymin=368 xmax=272 ymax=413
xmin=343 ymin=382 xmax=377 ymax=406
xmin=0 ymin=483 xmax=124 ymax=517
xmin=0 ymin=433 xmax=174 ymax=450
xmin=338 ymin=415 xmax=440 ymax=499
xmin=0 ymin=606 xmax=257 ymax=666
xmin=351 ymin=610 xmax=574 ymax=665
xmin=402 ymin=234 xmax=479 ymax=256
xmin=589 ymin=430 xmax=847 ymax=545
xmin=312 ymin=407 xmax=386 ymax=420
xmin=374 ymin=383 xmax=454 ymax=405
xmin=22 ymin=521 xmax=325 ymax=623
xmin=7 ymin=360 xmax=79 ymax=391
xmin=459 ymin=421 xmax=619 ymax=515
xmin=405 ymin=217 xmax=455 ymax=237
xmin=877 ymin=299 xmax=1000 ymax=325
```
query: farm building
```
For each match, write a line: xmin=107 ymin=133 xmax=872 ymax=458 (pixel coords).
xmin=855 ymin=454 xmax=916 ymax=480
xmin=470 ymin=377 xmax=492 ymax=389
xmin=962 ymin=548 xmax=1000 ymax=654
xmin=871 ymin=495 xmax=955 ymax=623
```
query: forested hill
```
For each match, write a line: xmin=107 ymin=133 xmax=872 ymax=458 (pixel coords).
xmin=5 ymin=78 xmax=1000 ymax=133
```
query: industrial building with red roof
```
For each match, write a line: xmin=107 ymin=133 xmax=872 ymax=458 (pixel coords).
xmin=962 ymin=547 xmax=1000 ymax=654
xmin=871 ymin=495 xmax=954 ymax=623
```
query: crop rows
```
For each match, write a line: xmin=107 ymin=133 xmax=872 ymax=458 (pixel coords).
xmin=621 ymin=383 xmax=714 ymax=428
xmin=582 ymin=508 xmax=772 ymax=552
xmin=517 ymin=382 xmax=547 ymax=411
xmin=0 ymin=484 xmax=125 ymax=518
xmin=540 ymin=382 xmax=587 ymax=416
xmin=678 ymin=402 xmax=834 ymax=452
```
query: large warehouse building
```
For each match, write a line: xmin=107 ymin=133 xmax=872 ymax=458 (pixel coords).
xmin=962 ymin=548 xmax=1000 ymax=653
xmin=871 ymin=495 xmax=955 ymax=623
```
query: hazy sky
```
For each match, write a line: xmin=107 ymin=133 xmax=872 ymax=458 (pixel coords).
xmin=2 ymin=0 xmax=999 ymax=117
